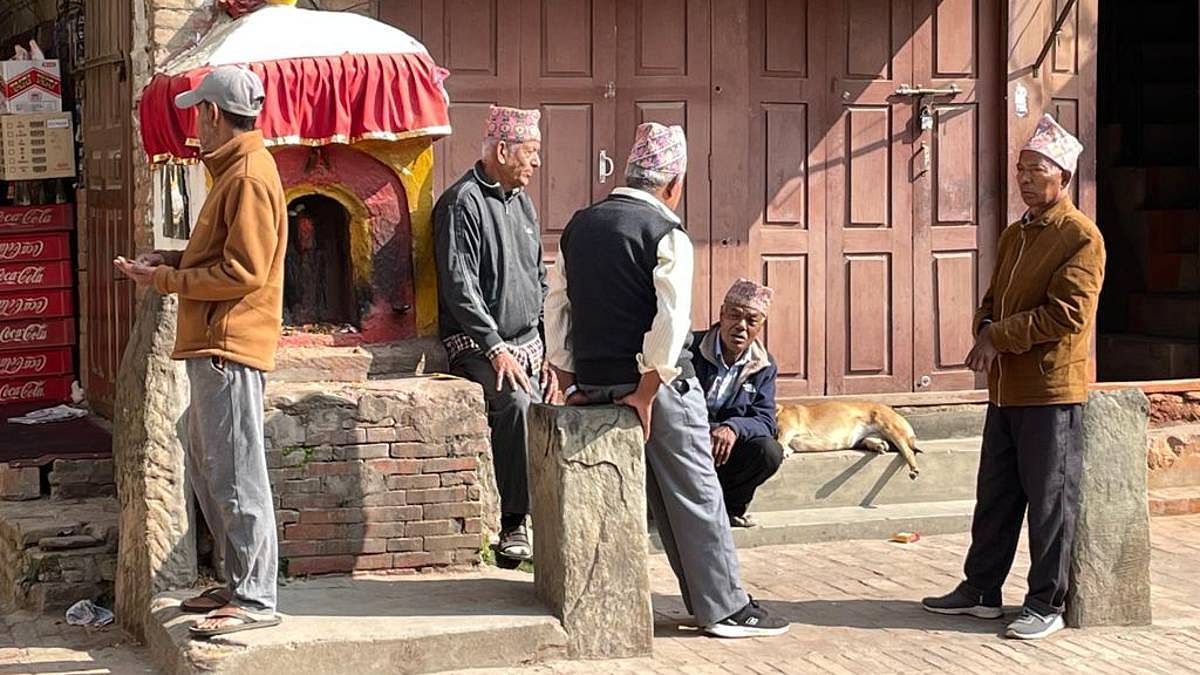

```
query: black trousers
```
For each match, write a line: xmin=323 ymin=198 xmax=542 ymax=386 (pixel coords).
xmin=716 ymin=435 xmax=784 ymax=518
xmin=960 ymin=403 xmax=1083 ymax=615
xmin=450 ymin=351 xmax=541 ymax=520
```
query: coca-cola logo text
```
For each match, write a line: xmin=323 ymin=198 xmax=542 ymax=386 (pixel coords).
xmin=0 ymin=323 xmax=47 ymax=343
xmin=0 ymin=296 xmax=49 ymax=317
xmin=0 ymin=266 xmax=46 ymax=286
xmin=0 ymin=241 xmax=45 ymax=260
xmin=0 ymin=380 xmax=46 ymax=400
xmin=0 ymin=355 xmax=47 ymax=375
xmin=0 ymin=208 xmax=55 ymax=227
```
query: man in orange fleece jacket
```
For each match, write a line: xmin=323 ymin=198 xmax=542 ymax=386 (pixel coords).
xmin=114 ymin=65 xmax=286 ymax=638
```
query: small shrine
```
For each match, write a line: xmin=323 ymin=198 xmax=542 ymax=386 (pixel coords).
xmin=138 ymin=0 xmax=451 ymax=349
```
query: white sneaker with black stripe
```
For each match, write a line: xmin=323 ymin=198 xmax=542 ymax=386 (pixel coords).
xmin=703 ymin=598 xmax=789 ymax=638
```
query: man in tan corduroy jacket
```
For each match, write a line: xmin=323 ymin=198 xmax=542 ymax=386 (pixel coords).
xmin=922 ymin=115 xmax=1105 ymax=641
xmin=114 ymin=66 xmax=285 ymax=638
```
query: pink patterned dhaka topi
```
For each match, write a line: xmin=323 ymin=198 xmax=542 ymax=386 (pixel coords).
xmin=486 ymin=105 xmax=541 ymax=143
xmin=1022 ymin=113 xmax=1084 ymax=174
xmin=626 ymin=122 xmax=687 ymax=175
xmin=724 ymin=278 xmax=774 ymax=314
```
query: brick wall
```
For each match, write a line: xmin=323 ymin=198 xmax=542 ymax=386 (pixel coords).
xmin=264 ymin=377 xmax=493 ymax=577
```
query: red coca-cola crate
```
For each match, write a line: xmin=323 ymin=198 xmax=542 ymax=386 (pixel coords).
xmin=0 ymin=317 xmax=75 ymax=352
xmin=0 ymin=347 xmax=72 ymax=381
xmin=0 ymin=232 xmax=69 ymax=263
xmin=0 ymin=260 xmax=72 ymax=291
xmin=0 ymin=289 xmax=73 ymax=321
xmin=0 ymin=374 xmax=72 ymax=405
xmin=0 ymin=204 xmax=73 ymax=235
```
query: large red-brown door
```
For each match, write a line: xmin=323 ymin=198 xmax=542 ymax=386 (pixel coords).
xmin=824 ymin=0 xmax=917 ymax=395
xmin=911 ymin=0 xmax=1002 ymax=392
xmin=615 ymin=0 xmax=714 ymax=326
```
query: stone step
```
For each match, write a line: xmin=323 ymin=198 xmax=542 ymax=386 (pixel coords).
xmin=895 ymin=404 xmax=987 ymax=440
xmin=1128 ymin=293 xmax=1200 ymax=340
xmin=1098 ymin=334 xmax=1200 ymax=381
xmin=146 ymin=571 xmax=567 ymax=674
xmin=751 ymin=437 xmax=982 ymax=513
xmin=650 ymin=500 xmax=977 ymax=550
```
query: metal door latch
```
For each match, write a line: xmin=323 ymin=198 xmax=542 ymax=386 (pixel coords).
xmin=598 ymin=150 xmax=615 ymax=184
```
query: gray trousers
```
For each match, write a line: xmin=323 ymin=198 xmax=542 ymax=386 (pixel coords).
xmin=450 ymin=351 xmax=542 ymax=519
xmin=961 ymin=403 xmax=1083 ymax=615
xmin=581 ymin=377 xmax=749 ymax=625
xmin=186 ymin=357 xmax=278 ymax=614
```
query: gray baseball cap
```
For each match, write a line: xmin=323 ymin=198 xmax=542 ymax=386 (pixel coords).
xmin=174 ymin=65 xmax=265 ymax=117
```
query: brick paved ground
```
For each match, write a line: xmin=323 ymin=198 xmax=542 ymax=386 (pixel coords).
xmin=4 ymin=515 xmax=1200 ymax=674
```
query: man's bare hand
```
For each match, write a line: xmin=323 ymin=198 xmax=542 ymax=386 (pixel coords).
xmin=966 ymin=325 xmax=1000 ymax=374
xmin=541 ymin=362 xmax=564 ymax=405
xmin=135 ymin=252 xmax=166 ymax=267
xmin=490 ymin=349 xmax=533 ymax=394
xmin=616 ymin=371 xmax=661 ymax=441
xmin=113 ymin=256 xmax=156 ymax=287
xmin=711 ymin=425 xmax=737 ymax=467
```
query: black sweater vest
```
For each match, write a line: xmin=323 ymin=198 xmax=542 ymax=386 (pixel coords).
xmin=560 ymin=194 xmax=694 ymax=386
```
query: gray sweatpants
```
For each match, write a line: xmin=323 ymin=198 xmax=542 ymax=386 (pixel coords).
xmin=581 ymin=377 xmax=749 ymax=625
xmin=186 ymin=357 xmax=278 ymax=614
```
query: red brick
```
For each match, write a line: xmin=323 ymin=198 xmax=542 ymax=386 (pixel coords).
xmin=467 ymin=485 xmax=482 ymax=500
xmin=391 ymin=552 xmax=434 ymax=568
xmin=394 ymin=427 xmax=424 ymax=442
xmin=422 ymin=502 xmax=482 ymax=519
xmin=281 ymin=493 xmax=343 ymax=510
xmin=462 ymin=518 xmax=483 ymax=534
xmin=387 ymin=474 xmax=440 ymax=490
xmin=421 ymin=457 xmax=477 ymax=473
xmin=334 ymin=444 xmax=391 ymax=460
xmin=360 ymin=492 xmax=410 ymax=507
xmin=286 ymin=555 xmax=355 ymax=576
xmin=406 ymin=519 xmax=458 ymax=537
xmin=406 ymin=487 xmax=467 ymax=505
xmin=284 ymin=523 xmax=364 ymax=541
xmin=389 ymin=442 xmax=444 ymax=459
xmin=277 ymin=478 xmax=323 ymax=494
xmin=280 ymin=538 xmax=388 ymax=557
xmin=299 ymin=508 xmax=366 ymax=524
xmin=440 ymin=471 xmax=478 ymax=487
xmin=277 ymin=509 xmax=300 ymax=525
xmin=425 ymin=534 xmax=482 ymax=551
xmin=361 ymin=506 xmax=421 ymax=522
xmin=366 ymin=459 xmax=421 ymax=475
xmin=429 ymin=551 xmax=454 ymax=566
xmin=352 ymin=553 xmax=394 ymax=571
xmin=361 ymin=522 xmax=408 ymax=538
xmin=386 ymin=537 xmax=423 ymax=552
xmin=454 ymin=549 xmax=481 ymax=564
xmin=304 ymin=461 xmax=363 ymax=477
xmin=268 ymin=467 xmax=304 ymax=482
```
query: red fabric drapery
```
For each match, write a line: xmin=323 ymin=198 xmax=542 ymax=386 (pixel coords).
xmin=139 ymin=52 xmax=450 ymax=163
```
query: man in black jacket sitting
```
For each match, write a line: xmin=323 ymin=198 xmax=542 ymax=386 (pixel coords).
xmin=691 ymin=279 xmax=784 ymax=528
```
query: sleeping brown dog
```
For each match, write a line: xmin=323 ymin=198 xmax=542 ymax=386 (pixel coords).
xmin=776 ymin=401 xmax=922 ymax=479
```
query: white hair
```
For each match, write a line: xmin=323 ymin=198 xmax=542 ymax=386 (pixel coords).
xmin=625 ymin=164 xmax=681 ymax=191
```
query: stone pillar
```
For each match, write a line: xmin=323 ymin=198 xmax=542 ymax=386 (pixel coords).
xmin=527 ymin=404 xmax=652 ymax=659
xmin=113 ymin=292 xmax=196 ymax=640
xmin=1067 ymin=389 xmax=1153 ymax=627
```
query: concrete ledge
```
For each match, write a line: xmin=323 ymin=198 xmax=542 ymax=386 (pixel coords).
xmin=145 ymin=571 xmax=567 ymax=675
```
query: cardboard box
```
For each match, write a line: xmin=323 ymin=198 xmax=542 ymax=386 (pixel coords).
xmin=0 ymin=60 xmax=62 ymax=114
xmin=0 ymin=113 xmax=75 ymax=180
xmin=0 ymin=317 xmax=75 ymax=352
xmin=0 ymin=374 xmax=72 ymax=405
xmin=0 ymin=232 xmax=69 ymax=263
xmin=0 ymin=260 xmax=72 ymax=292
xmin=0 ymin=204 xmax=73 ymax=234
xmin=0 ymin=289 xmax=73 ymax=321
xmin=0 ymin=346 xmax=72 ymax=381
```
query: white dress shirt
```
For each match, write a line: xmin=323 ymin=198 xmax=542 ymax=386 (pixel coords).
xmin=544 ymin=186 xmax=693 ymax=384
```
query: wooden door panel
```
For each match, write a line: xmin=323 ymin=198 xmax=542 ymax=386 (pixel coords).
xmin=520 ymin=0 xmax=616 ymax=259
xmin=825 ymin=0 xmax=914 ymax=395
xmin=744 ymin=0 xmax=827 ymax=396
xmin=617 ymin=0 xmax=712 ymax=328
xmin=912 ymin=0 xmax=1001 ymax=392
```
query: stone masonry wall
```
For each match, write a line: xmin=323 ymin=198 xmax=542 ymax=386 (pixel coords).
xmin=264 ymin=377 xmax=494 ymax=576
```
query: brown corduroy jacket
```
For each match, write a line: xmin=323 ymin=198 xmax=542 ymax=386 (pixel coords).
xmin=974 ymin=197 xmax=1106 ymax=407
xmin=152 ymin=131 xmax=287 ymax=372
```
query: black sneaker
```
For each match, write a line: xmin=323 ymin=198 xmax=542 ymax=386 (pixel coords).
xmin=921 ymin=588 xmax=1003 ymax=619
xmin=704 ymin=597 xmax=789 ymax=638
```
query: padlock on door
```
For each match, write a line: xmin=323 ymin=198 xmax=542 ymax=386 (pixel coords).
xmin=919 ymin=105 xmax=934 ymax=131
